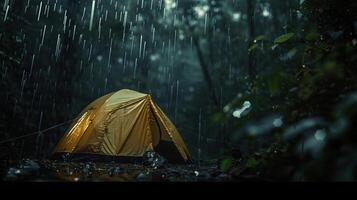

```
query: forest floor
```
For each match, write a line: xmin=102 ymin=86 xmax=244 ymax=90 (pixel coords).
xmin=2 ymin=144 xmax=292 ymax=181
xmin=2 ymin=159 xmax=241 ymax=182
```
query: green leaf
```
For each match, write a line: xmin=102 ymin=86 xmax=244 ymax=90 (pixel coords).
xmin=274 ymin=33 xmax=295 ymax=44
xmin=220 ymin=157 xmax=234 ymax=173
xmin=246 ymin=158 xmax=259 ymax=168
xmin=248 ymin=43 xmax=258 ymax=52
xmin=255 ymin=35 xmax=267 ymax=41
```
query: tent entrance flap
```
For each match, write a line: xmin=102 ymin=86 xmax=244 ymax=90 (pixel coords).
xmin=154 ymin=141 xmax=188 ymax=164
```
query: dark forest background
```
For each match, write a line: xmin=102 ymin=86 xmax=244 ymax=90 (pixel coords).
xmin=0 ymin=0 xmax=356 ymax=181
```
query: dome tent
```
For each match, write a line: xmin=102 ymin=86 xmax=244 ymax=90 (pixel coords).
xmin=53 ymin=89 xmax=191 ymax=164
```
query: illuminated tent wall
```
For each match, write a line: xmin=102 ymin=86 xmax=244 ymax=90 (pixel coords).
xmin=53 ymin=89 xmax=191 ymax=163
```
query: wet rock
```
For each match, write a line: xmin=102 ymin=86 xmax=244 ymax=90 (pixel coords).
xmin=83 ymin=162 xmax=95 ymax=177
xmin=64 ymin=166 xmax=73 ymax=176
xmin=4 ymin=159 xmax=41 ymax=181
xmin=108 ymin=166 xmax=122 ymax=177
xmin=194 ymin=170 xmax=200 ymax=176
xmin=3 ymin=159 xmax=238 ymax=182
xmin=61 ymin=153 xmax=71 ymax=162
xmin=167 ymin=175 xmax=177 ymax=182
xmin=216 ymin=173 xmax=231 ymax=181
xmin=195 ymin=171 xmax=211 ymax=180
xmin=4 ymin=168 xmax=22 ymax=181
xmin=136 ymin=171 xmax=151 ymax=182
xmin=24 ymin=159 xmax=40 ymax=168
xmin=142 ymin=151 xmax=166 ymax=168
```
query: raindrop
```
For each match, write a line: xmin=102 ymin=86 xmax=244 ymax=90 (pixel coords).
xmin=79 ymin=34 xmax=83 ymax=44
xmin=139 ymin=35 xmax=143 ymax=58
xmin=63 ymin=10 xmax=67 ymax=32
xmin=37 ymin=1 xmax=43 ymax=21
xmin=81 ymin=7 xmax=86 ymax=22
xmin=152 ymin=27 xmax=155 ymax=43
xmin=20 ymin=70 xmax=26 ymax=100
xmin=88 ymin=44 xmax=92 ymax=61
xmin=3 ymin=5 xmax=9 ymax=22
xmin=29 ymin=54 xmax=35 ymax=77
xmin=133 ymin=58 xmax=138 ymax=79
xmin=98 ymin=17 xmax=102 ymax=39
xmin=45 ymin=4 xmax=50 ymax=18
xmin=130 ymin=34 xmax=135 ymax=56
xmin=122 ymin=11 xmax=127 ymax=42
xmin=150 ymin=0 xmax=154 ymax=10
xmin=53 ymin=1 xmax=57 ymax=12
xmin=41 ymin=25 xmax=47 ymax=46
xmin=24 ymin=0 xmax=29 ymax=13
xmin=89 ymin=0 xmax=96 ymax=31
xmin=204 ymin=13 xmax=208 ymax=34
xmin=55 ymin=34 xmax=61 ymax=59
xmin=107 ymin=39 xmax=113 ymax=71
xmin=3 ymin=0 xmax=9 ymax=11
xmin=72 ymin=25 xmax=76 ymax=40
xmin=142 ymin=41 xmax=147 ymax=59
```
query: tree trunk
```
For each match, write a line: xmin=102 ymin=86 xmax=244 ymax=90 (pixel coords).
xmin=181 ymin=1 xmax=219 ymax=107
xmin=247 ymin=0 xmax=256 ymax=81
xmin=192 ymin=37 xmax=219 ymax=107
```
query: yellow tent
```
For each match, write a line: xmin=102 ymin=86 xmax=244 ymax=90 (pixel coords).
xmin=53 ymin=89 xmax=191 ymax=163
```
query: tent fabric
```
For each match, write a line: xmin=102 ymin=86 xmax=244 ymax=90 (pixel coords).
xmin=53 ymin=89 xmax=191 ymax=163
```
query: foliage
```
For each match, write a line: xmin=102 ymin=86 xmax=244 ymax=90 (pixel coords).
xmin=0 ymin=0 xmax=356 ymax=181
xmin=217 ymin=0 xmax=357 ymax=181
xmin=274 ymin=33 xmax=295 ymax=44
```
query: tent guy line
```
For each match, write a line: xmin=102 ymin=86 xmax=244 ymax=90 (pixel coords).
xmin=0 ymin=118 xmax=78 ymax=145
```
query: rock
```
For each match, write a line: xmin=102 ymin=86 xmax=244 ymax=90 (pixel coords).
xmin=108 ymin=166 xmax=122 ymax=177
xmin=4 ymin=168 xmax=21 ymax=181
xmin=61 ymin=153 xmax=71 ymax=162
xmin=21 ymin=159 xmax=40 ymax=172
xmin=82 ymin=162 xmax=95 ymax=177
xmin=196 ymin=171 xmax=211 ymax=180
xmin=4 ymin=159 xmax=41 ymax=181
xmin=136 ymin=171 xmax=151 ymax=182
xmin=216 ymin=173 xmax=231 ymax=181
xmin=142 ymin=151 xmax=166 ymax=168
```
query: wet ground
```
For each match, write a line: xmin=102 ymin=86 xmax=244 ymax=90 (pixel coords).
xmin=2 ymin=159 xmax=236 ymax=182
